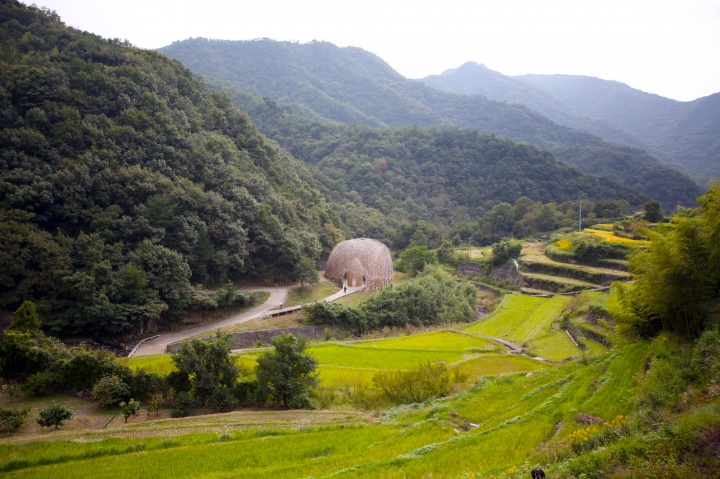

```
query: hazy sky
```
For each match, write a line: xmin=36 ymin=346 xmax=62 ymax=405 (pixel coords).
xmin=29 ymin=0 xmax=720 ymax=102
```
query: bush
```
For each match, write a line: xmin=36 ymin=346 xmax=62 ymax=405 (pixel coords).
xmin=36 ymin=403 xmax=74 ymax=430
xmin=24 ymin=370 xmax=62 ymax=396
xmin=54 ymin=349 xmax=128 ymax=392
xmin=491 ymin=239 xmax=522 ymax=265
xmin=0 ymin=406 xmax=31 ymax=432
xmin=119 ymin=398 xmax=140 ymax=422
xmin=303 ymin=302 xmax=367 ymax=334
xmin=171 ymin=391 xmax=197 ymax=417
xmin=127 ymin=369 xmax=164 ymax=401
xmin=92 ymin=374 xmax=131 ymax=408
xmin=373 ymin=361 xmax=460 ymax=405
xmin=205 ymin=386 xmax=238 ymax=411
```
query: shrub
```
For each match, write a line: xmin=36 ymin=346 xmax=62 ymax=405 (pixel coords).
xmin=36 ymin=403 xmax=74 ymax=430
xmin=146 ymin=396 xmax=162 ymax=416
xmin=171 ymin=391 xmax=196 ymax=417
xmin=172 ymin=335 xmax=239 ymax=403
xmin=119 ymin=398 xmax=140 ymax=422
xmin=127 ymin=369 xmax=164 ymax=401
xmin=373 ymin=362 xmax=461 ymax=405
xmin=0 ymin=406 xmax=31 ymax=431
xmin=491 ymin=239 xmax=522 ymax=265
xmin=303 ymin=302 xmax=367 ymax=334
xmin=24 ymin=370 xmax=61 ymax=396
xmin=92 ymin=374 xmax=131 ymax=408
xmin=205 ymin=386 xmax=238 ymax=411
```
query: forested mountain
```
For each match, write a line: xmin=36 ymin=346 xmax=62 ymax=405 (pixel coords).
xmin=517 ymin=74 xmax=720 ymax=184
xmin=219 ymin=86 xmax=646 ymax=238
xmin=423 ymin=66 xmax=720 ymax=183
xmin=421 ymin=62 xmax=650 ymax=149
xmin=0 ymin=1 xmax=343 ymax=337
xmin=158 ymin=38 xmax=702 ymax=207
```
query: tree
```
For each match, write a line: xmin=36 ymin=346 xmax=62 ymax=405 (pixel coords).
xmin=293 ymin=256 xmax=319 ymax=288
xmin=36 ymin=403 xmax=74 ymax=430
xmin=0 ymin=406 xmax=31 ymax=432
xmin=491 ymin=239 xmax=522 ymax=265
xmin=255 ymin=333 xmax=318 ymax=408
xmin=92 ymin=374 xmax=131 ymax=408
xmin=119 ymin=398 xmax=140 ymax=423
xmin=396 ymin=246 xmax=438 ymax=276
xmin=9 ymin=300 xmax=41 ymax=331
xmin=172 ymin=335 xmax=239 ymax=404
xmin=643 ymin=200 xmax=663 ymax=223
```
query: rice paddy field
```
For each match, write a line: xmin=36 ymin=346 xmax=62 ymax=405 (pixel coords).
xmin=463 ymin=294 xmax=603 ymax=360
xmin=581 ymin=228 xmax=650 ymax=246
xmin=2 ymin=292 xmax=625 ymax=478
xmin=0 ymin=343 xmax=651 ymax=479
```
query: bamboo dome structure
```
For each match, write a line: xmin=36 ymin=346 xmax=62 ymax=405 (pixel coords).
xmin=325 ymin=238 xmax=393 ymax=291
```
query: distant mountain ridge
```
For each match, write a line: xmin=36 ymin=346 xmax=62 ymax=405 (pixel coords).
xmin=421 ymin=62 xmax=719 ymax=182
xmin=158 ymin=38 xmax=702 ymax=207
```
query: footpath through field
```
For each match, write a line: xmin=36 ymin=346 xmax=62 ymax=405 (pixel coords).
xmin=132 ymin=284 xmax=362 ymax=356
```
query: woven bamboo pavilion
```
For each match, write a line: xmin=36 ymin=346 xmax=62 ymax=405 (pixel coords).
xmin=325 ymin=238 xmax=393 ymax=291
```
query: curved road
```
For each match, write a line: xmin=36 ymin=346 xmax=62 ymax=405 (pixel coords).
xmin=132 ymin=284 xmax=362 ymax=356
xmin=133 ymin=287 xmax=292 ymax=356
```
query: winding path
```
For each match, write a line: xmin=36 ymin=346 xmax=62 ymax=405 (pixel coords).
xmin=132 ymin=284 xmax=363 ymax=356
xmin=132 ymin=286 xmax=292 ymax=356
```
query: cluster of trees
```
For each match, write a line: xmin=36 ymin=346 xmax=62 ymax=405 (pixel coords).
xmin=0 ymin=303 xmax=319 ymax=429
xmin=0 ymin=2 xmax=343 ymax=338
xmin=445 ymin=196 xmax=632 ymax=247
xmin=304 ymin=266 xmax=477 ymax=334
xmin=615 ymin=181 xmax=720 ymax=338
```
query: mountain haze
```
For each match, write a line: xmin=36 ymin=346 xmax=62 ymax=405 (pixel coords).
xmin=159 ymin=39 xmax=702 ymax=207
xmin=421 ymin=63 xmax=719 ymax=182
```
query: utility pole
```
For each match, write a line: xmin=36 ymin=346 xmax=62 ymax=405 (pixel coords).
xmin=578 ymin=200 xmax=582 ymax=231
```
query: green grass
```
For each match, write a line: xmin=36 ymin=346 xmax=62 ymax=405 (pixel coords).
xmin=2 ymin=343 xmax=658 ymax=479
xmin=282 ymin=282 xmax=339 ymax=307
xmin=352 ymin=330 xmax=494 ymax=351
xmin=463 ymin=294 xmax=584 ymax=360
xmin=307 ymin=343 xmax=467 ymax=369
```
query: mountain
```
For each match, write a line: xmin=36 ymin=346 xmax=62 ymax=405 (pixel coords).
xmin=0 ymin=1 xmax=342 ymax=337
xmin=422 ymin=64 xmax=720 ymax=184
xmin=516 ymin=74 xmax=719 ymax=182
xmin=158 ymin=39 xmax=702 ymax=207
xmin=421 ymin=62 xmax=651 ymax=150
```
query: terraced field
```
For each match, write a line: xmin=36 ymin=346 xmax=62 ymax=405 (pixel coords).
xmin=462 ymin=294 xmax=596 ymax=360
xmin=0 ymin=344 xmax=650 ymax=479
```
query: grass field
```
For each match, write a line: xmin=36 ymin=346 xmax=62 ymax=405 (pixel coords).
xmin=463 ymin=294 xmax=588 ymax=360
xmin=0 ymin=343 xmax=650 ymax=479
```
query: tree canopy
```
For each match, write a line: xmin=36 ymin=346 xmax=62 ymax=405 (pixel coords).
xmin=0 ymin=1 xmax=342 ymax=338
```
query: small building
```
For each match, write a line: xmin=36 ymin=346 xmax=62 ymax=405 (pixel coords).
xmin=324 ymin=238 xmax=393 ymax=291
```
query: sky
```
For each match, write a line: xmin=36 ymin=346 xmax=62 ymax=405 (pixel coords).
xmin=28 ymin=0 xmax=720 ymax=102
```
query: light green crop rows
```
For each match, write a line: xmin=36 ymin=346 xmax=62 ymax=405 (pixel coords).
xmin=2 ymin=344 xmax=648 ymax=479
xmin=463 ymin=294 xmax=584 ymax=360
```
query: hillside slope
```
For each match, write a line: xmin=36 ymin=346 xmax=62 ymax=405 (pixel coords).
xmin=217 ymin=87 xmax=648 ymax=233
xmin=0 ymin=2 xmax=342 ymax=337
xmin=516 ymin=74 xmax=720 ymax=181
xmin=158 ymin=38 xmax=702 ymax=207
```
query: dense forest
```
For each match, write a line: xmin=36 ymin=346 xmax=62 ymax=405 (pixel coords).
xmin=211 ymin=86 xmax=647 ymax=237
xmin=0 ymin=1 xmax=343 ymax=338
xmin=159 ymin=38 xmax=702 ymax=208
